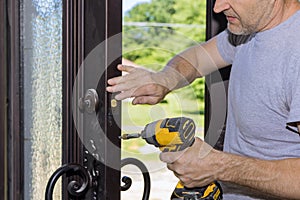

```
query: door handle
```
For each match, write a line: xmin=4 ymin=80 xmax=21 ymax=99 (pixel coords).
xmin=79 ymin=89 xmax=99 ymax=114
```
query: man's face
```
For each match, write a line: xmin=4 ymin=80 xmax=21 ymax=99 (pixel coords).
xmin=213 ymin=0 xmax=276 ymax=35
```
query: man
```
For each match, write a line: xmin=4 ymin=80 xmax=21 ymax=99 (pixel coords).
xmin=107 ymin=0 xmax=300 ymax=199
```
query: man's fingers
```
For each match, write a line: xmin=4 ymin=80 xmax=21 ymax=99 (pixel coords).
xmin=107 ymin=76 xmax=123 ymax=86
xmin=107 ymin=73 xmax=135 ymax=86
xmin=107 ymin=65 xmax=138 ymax=85
xmin=112 ymin=85 xmax=150 ymax=100
xmin=109 ymin=84 xmax=163 ymax=102
xmin=132 ymin=96 xmax=161 ymax=105
xmin=106 ymin=84 xmax=127 ymax=94
xmin=117 ymin=64 xmax=136 ymax=72
xmin=107 ymin=75 xmax=148 ymax=93
xmin=159 ymin=150 xmax=186 ymax=164
xmin=107 ymin=82 xmax=134 ymax=94
xmin=106 ymin=65 xmax=169 ymax=104
xmin=113 ymin=92 xmax=130 ymax=101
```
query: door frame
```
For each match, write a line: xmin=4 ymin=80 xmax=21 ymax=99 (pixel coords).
xmin=0 ymin=0 xmax=228 ymax=199
xmin=62 ymin=0 xmax=122 ymax=199
xmin=0 ymin=0 xmax=122 ymax=199
xmin=0 ymin=0 xmax=8 ymax=199
xmin=205 ymin=0 xmax=229 ymax=149
xmin=1 ymin=1 xmax=23 ymax=199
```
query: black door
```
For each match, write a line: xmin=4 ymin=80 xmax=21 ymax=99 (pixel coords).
xmin=0 ymin=0 xmax=122 ymax=199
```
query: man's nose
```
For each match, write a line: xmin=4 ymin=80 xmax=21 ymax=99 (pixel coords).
xmin=213 ymin=0 xmax=230 ymax=13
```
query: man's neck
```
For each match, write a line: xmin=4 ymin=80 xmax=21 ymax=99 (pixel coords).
xmin=261 ymin=0 xmax=300 ymax=31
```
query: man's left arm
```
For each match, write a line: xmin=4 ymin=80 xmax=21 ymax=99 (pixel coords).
xmin=160 ymin=127 xmax=300 ymax=200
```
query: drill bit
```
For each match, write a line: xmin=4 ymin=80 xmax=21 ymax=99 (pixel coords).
xmin=119 ymin=133 xmax=141 ymax=140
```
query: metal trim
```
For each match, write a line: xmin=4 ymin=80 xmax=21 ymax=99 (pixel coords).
xmin=62 ymin=0 xmax=85 ymax=199
xmin=0 ymin=0 xmax=8 ymax=199
xmin=205 ymin=0 xmax=229 ymax=149
xmin=7 ymin=0 xmax=24 ymax=199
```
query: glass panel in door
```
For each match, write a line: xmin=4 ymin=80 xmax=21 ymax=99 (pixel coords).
xmin=21 ymin=0 xmax=63 ymax=199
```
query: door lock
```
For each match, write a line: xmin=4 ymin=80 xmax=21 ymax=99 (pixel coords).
xmin=79 ymin=89 xmax=99 ymax=113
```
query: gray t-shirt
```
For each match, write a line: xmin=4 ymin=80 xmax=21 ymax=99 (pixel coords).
xmin=216 ymin=11 xmax=300 ymax=200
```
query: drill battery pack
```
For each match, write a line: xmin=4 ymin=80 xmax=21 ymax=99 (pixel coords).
xmin=171 ymin=181 xmax=223 ymax=200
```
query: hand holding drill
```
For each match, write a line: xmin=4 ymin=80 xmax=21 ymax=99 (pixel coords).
xmin=120 ymin=117 xmax=222 ymax=200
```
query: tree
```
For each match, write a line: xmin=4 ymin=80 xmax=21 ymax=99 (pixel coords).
xmin=123 ymin=0 xmax=206 ymax=102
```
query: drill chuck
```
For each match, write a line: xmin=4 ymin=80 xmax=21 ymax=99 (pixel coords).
xmin=119 ymin=133 xmax=141 ymax=140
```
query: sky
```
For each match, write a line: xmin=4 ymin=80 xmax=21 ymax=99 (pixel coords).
xmin=123 ymin=0 xmax=151 ymax=14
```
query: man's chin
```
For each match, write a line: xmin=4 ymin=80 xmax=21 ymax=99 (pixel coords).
xmin=227 ymin=24 xmax=251 ymax=35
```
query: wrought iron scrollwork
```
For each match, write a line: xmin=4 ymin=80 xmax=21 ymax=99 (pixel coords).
xmin=120 ymin=176 xmax=132 ymax=191
xmin=45 ymin=163 xmax=91 ymax=200
xmin=120 ymin=158 xmax=151 ymax=200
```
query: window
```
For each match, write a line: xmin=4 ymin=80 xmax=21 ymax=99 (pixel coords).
xmin=21 ymin=0 xmax=63 ymax=199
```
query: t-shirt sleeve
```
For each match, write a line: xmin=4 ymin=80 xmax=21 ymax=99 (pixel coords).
xmin=216 ymin=30 xmax=237 ymax=64
xmin=287 ymin=56 xmax=300 ymax=126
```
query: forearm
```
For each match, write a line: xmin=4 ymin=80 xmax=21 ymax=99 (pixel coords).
xmin=217 ymin=151 xmax=300 ymax=199
xmin=157 ymin=37 xmax=229 ymax=91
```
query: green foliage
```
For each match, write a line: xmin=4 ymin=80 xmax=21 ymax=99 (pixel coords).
xmin=123 ymin=0 xmax=206 ymax=100
xmin=191 ymin=78 xmax=205 ymax=102
xmin=124 ymin=0 xmax=206 ymax=41
xmin=124 ymin=0 xmax=176 ymax=23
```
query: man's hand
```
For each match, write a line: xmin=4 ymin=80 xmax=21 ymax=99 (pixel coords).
xmin=160 ymin=137 xmax=300 ymax=199
xmin=106 ymin=37 xmax=229 ymax=105
xmin=160 ymin=137 xmax=221 ymax=188
xmin=106 ymin=64 xmax=171 ymax=105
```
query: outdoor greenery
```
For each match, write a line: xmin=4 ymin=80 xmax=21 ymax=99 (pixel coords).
xmin=120 ymin=3 xmax=207 ymax=198
xmin=122 ymin=0 xmax=207 ymax=152
xmin=124 ymin=0 xmax=206 ymax=42
xmin=123 ymin=0 xmax=207 ymax=103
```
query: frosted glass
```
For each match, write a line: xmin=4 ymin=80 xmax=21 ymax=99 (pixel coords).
xmin=22 ymin=0 xmax=62 ymax=199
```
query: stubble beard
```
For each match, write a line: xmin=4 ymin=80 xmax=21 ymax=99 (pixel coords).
xmin=227 ymin=21 xmax=257 ymax=35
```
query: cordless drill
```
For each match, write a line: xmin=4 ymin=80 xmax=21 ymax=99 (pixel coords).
xmin=120 ymin=117 xmax=223 ymax=200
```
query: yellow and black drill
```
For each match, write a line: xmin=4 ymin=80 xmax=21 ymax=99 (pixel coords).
xmin=120 ymin=117 xmax=223 ymax=200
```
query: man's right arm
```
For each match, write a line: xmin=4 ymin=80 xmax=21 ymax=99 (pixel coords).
xmin=161 ymin=36 xmax=230 ymax=90
xmin=106 ymin=36 xmax=229 ymax=105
